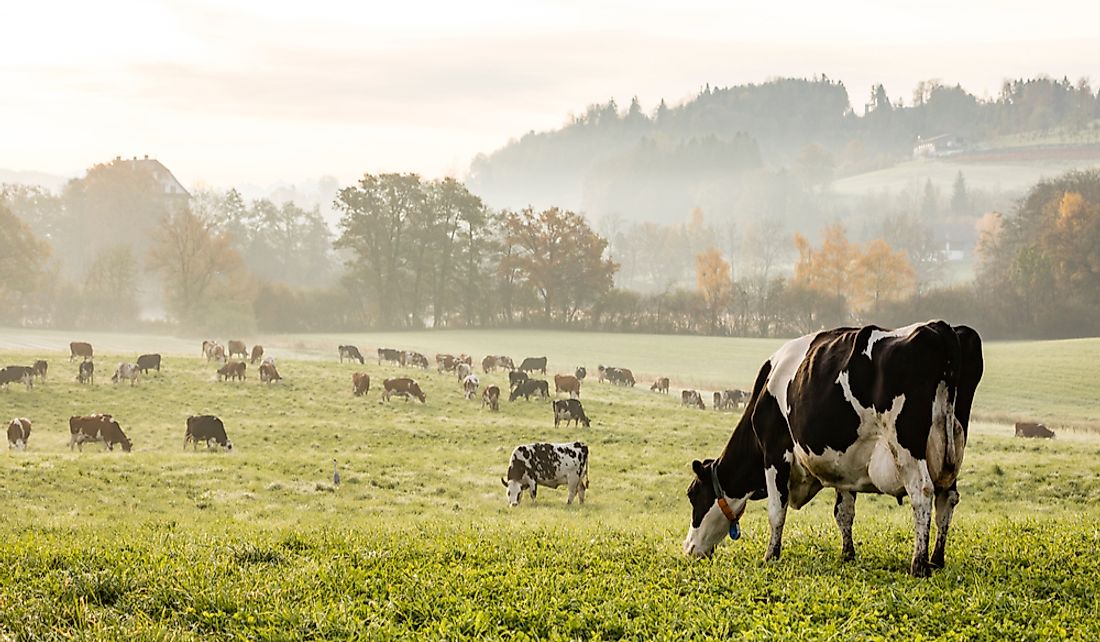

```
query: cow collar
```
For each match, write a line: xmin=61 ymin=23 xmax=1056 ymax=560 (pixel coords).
xmin=710 ymin=462 xmax=745 ymax=525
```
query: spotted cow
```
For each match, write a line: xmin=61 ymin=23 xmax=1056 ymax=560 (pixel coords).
xmin=501 ymin=442 xmax=589 ymax=506
xmin=7 ymin=418 xmax=31 ymax=450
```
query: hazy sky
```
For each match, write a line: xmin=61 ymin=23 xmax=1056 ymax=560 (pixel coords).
xmin=2 ymin=0 xmax=1098 ymax=188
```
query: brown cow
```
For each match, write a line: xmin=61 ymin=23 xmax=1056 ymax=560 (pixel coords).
xmin=70 ymin=342 xmax=93 ymax=362
xmin=458 ymin=354 xmax=473 ymax=367
xmin=482 ymin=355 xmax=499 ymax=373
xmin=650 ymin=377 xmax=670 ymax=394
xmin=259 ymin=362 xmax=282 ymax=383
xmin=483 ymin=385 xmax=501 ymax=411
xmin=7 ymin=417 xmax=31 ymax=450
xmin=382 ymin=378 xmax=426 ymax=403
xmin=32 ymin=360 xmax=48 ymax=382
xmin=554 ymin=374 xmax=581 ymax=398
xmin=250 ymin=345 xmax=264 ymax=364
xmin=217 ymin=362 xmax=246 ymax=381
xmin=1015 ymin=422 xmax=1055 ymax=439
xmin=69 ymin=414 xmax=132 ymax=452
xmin=436 ymin=354 xmax=457 ymax=373
xmin=352 ymin=372 xmax=371 ymax=396
xmin=227 ymin=340 xmax=247 ymax=359
xmin=497 ymin=356 xmax=516 ymax=371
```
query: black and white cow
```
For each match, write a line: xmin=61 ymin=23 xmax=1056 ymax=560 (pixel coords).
xmin=553 ymin=399 xmax=591 ymax=428
xmin=501 ymin=442 xmax=589 ymax=506
xmin=683 ymin=321 xmax=983 ymax=577
xmin=340 ymin=345 xmax=365 ymax=364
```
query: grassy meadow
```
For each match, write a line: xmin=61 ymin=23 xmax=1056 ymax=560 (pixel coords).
xmin=0 ymin=328 xmax=1098 ymax=639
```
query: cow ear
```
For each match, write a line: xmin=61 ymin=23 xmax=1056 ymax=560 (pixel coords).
xmin=500 ymin=477 xmax=508 ymax=487
xmin=692 ymin=460 xmax=707 ymax=480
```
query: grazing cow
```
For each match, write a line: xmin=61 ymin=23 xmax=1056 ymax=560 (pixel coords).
xmin=501 ymin=442 xmax=589 ymax=506
xmin=32 ymin=360 xmax=48 ymax=382
xmin=508 ymin=370 xmax=529 ymax=390
xmin=340 ymin=345 xmax=366 ymax=364
xmin=111 ymin=363 xmax=140 ymax=386
xmin=554 ymin=374 xmax=581 ymax=398
xmin=0 ymin=366 xmax=34 ymax=389
xmin=681 ymin=390 xmax=705 ymax=409
xmin=259 ymin=362 xmax=282 ymax=383
xmin=713 ymin=389 xmax=749 ymax=410
xmin=382 ymin=378 xmax=427 ymax=403
xmin=69 ymin=341 xmax=93 ymax=362
xmin=509 ymin=379 xmax=550 ymax=402
xmin=7 ymin=418 xmax=31 ymax=450
xmin=250 ymin=345 xmax=264 ymax=364
xmin=483 ymin=385 xmax=501 ymax=412
xmin=78 ymin=360 xmax=94 ymax=384
xmin=553 ymin=399 xmax=591 ymax=428
xmin=463 ymin=374 xmax=480 ymax=400
xmin=575 ymin=366 xmax=587 ymax=381
xmin=518 ymin=356 xmax=548 ymax=374
xmin=1015 ymin=422 xmax=1055 ymax=439
xmin=482 ymin=355 xmax=498 ymax=373
xmin=651 ymin=377 xmax=670 ymax=394
xmin=352 ymin=373 xmax=371 ymax=396
xmin=456 ymin=363 xmax=472 ymax=382
xmin=212 ymin=344 xmax=226 ymax=362
xmin=69 ymin=414 xmax=133 ymax=452
xmin=185 ymin=415 xmax=232 ymax=450
xmin=497 ymin=356 xmax=515 ymax=371
xmin=435 ymin=353 xmax=457 ymax=372
xmin=217 ymin=361 xmax=247 ymax=381
xmin=136 ymin=353 xmax=161 ymax=375
xmin=227 ymin=340 xmax=247 ymax=359
xmin=607 ymin=367 xmax=636 ymax=387
xmin=406 ymin=351 xmax=429 ymax=369
xmin=683 ymin=321 xmax=984 ymax=577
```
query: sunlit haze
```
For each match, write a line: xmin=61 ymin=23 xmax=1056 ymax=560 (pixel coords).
xmin=3 ymin=0 xmax=1099 ymax=187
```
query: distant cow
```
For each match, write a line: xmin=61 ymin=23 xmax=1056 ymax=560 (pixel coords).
xmin=508 ymin=370 xmax=529 ymax=390
xmin=1015 ymin=422 xmax=1055 ymax=439
xmin=463 ymin=374 xmax=480 ymax=400
xmin=340 ymin=345 xmax=366 ymax=364
xmin=185 ymin=415 xmax=232 ymax=450
xmin=436 ymin=353 xmax=457 ymax=372
xmin=575 ymin=366 xmax=587 ymax=381
xmin=651 ymin=377 xmax=670 ymax=394
xmin=352 ymin=372 xmax=371 ymax=396
xmin=502 ymin=441 xmax=589 ymax=506
xmin=607 ymin=367 xmax=636 ymax=387
xmin=382 ymin=378 xmax=426 ymax=403
xmin=136 ymin=353 xmax=161 ymax=375
xmin=378 ymin=348 xmax=405 ymax=366
xmin=483 ymin=385 xmax=501 ymax=412
xmin=681 ymin=390 xmax=705 ymax=409
xmin=458 ymin=354 xmax=473 ymax=366
xmin=554 ymin=374 xmax=581 ymax=398
xmin=497 ymin=356 xmax=515 ymax=371
xmin=456 ymin=363 xmax=472 ymax=382
xmin=714 ymin=389 xmax=749 ymax=410
xmin=78 ymin=361 xmax=94 ymax=384
xmin=259 ymin=362 xmax=282 ymax=383
xmin=32 ymin=360 xmax=48 ymax=382
xmin=406 ymin=351 xmax=429 ymax=369
xmin=217 ymin=362 xmax=246 ymax=381
xmin=111 ymin=363 xmax=140 ymax=386
xmin=250 ymin=345 xmax=264 ymax=364
xmin=0 ymin=366 xmax=34 ymax=389
xmin=70 ymin=341 xmax=93 ymax=362
xmin=7 ymin=418 xmax=31 ymax=450
xmin=597 ymin=365 xmax=607 ymax=382
xmin=227 ymin=340 xmax=247 ymax=359
xmin=519 ymin=356 xmax=547 ymax=374
xmin=553 ymin=399 xmax=591 ymax=428
xmin=202 ymin=340 xmax=215 ymax=359
xmin=510 ymin=378 xmax=549 ymax=402
xmin=69 ymin=414 xmax=132 ymax=452
xmin=482 ymin=355 xmax=499 ymax=373
xmin=211 ymin=344 xmax=226 ymax=362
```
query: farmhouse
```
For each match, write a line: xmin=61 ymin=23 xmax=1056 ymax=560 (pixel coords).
xmin=912 ymin=134 xmax=967 ymax=159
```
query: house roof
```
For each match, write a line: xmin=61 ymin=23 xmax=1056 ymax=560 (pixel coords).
xmin=114 ymin=155 xmax=190 ymax=198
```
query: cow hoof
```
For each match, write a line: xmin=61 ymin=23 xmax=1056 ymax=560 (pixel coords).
xmin=841 ymin=548 xmax=857 ymax=562
xmin=910 ymin=560 xmax=932 ymax=578
xmin=929 ymin=553 xmax=945 ymax=569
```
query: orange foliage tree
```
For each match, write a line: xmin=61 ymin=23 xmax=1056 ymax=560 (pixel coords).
xmin=694 ymin=247 xmax=733 ymax=332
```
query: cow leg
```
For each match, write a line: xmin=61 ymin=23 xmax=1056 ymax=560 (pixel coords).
xmin=529 ymin=483 xmax=537 ymax=503
xmin=566 ymin=478 xmax=577 ymax=505
xmin=903 ymin=461 xmax=935 ymax=577
xmin=930 ymin=483 xmax=960 ymax=568
xmin=763 ymin=460 xmax=791 ymax=562
xmin=833 ymin=490 xmax=858 ymax=561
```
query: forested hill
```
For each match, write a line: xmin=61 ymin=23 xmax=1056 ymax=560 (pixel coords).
xmin=466 ymin=76 xmax=1100 ymax=222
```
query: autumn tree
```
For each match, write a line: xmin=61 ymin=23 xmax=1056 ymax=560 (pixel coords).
xmin=695 ymin=248 xmax=732 ymax=333
xmin=148 ymin=207 xmax=247 ymax=329
xmin=853 ymin=239 xmax=917 ymax=312
xmin=793 ymin=223 xmax=858 ymax=299
xmin=499 ymin=207 xmax=617 ymax=323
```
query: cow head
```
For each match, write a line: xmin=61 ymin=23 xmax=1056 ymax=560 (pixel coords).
xmin=684 ymin=459 xmax=747 ymax=559
xmin=223 ymin=439 xmax=234 ymax=451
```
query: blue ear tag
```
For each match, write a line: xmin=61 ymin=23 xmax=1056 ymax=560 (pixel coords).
xmin=728 ymin=522 xmax=741 ymax=541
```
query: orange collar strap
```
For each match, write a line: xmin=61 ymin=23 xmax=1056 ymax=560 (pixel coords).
xmin=716 ymin=496 xmax=744 ymax=523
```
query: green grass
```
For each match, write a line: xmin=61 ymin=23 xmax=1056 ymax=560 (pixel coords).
xmin=1 ymin=329 xmax=1099 ymax=639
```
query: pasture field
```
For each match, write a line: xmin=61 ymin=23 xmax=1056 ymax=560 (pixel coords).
xmin=0 ymin=330 xmax=1099 ymax=639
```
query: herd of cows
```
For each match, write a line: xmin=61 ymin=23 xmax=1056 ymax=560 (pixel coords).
xmin=0 ymin=321 xmax=1067 ymax=576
